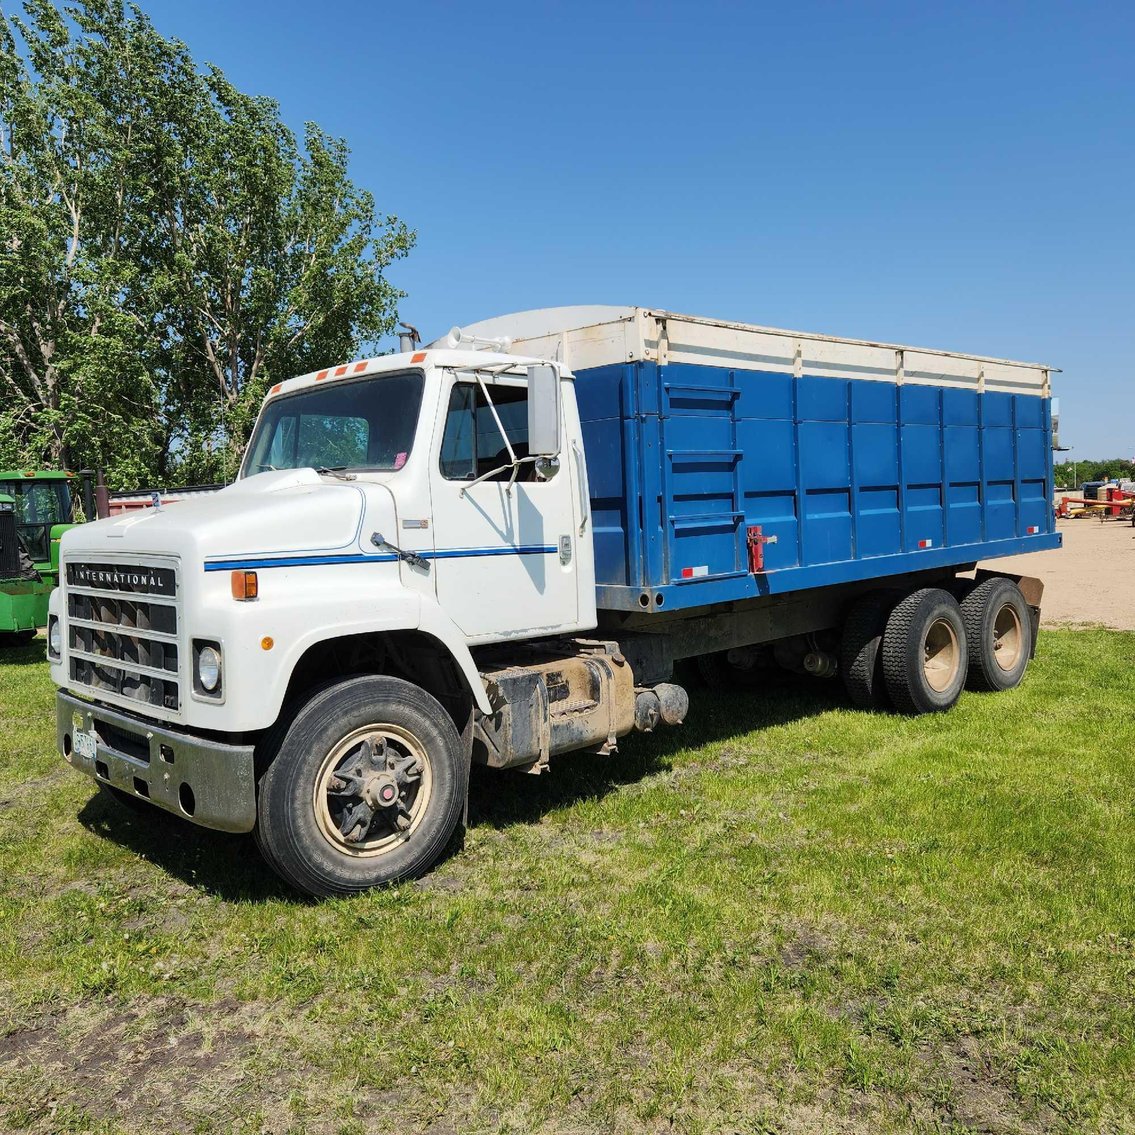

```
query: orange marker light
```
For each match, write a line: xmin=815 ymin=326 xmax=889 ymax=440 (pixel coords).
xmin=270 ymin=383 xmax=282 ymax=394
xmin=230 ymin=570 xmax=259 ymax=601
xmin=411 ymin=351 xmax=427 ymax=364
xmin=260 ymin=636 xmax=274 ymax=651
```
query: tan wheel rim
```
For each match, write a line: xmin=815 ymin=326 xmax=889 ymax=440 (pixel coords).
xmin=992 ymin=603 xmax=1023 ymax=672
xmin=313 ymin=724 xmax=433 ymax=857
xmin=923 ymin=618 xmax=960 ymax=693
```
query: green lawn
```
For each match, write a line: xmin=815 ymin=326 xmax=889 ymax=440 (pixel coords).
xmin=1 ymin=629 xmax=1133 ymax=1134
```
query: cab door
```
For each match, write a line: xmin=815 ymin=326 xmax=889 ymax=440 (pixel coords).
xmin=428 ymin=372 xmax=580 ymax=642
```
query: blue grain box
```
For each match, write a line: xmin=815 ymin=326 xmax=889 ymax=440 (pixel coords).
xmin=459 ymin=307 xmax=1062 ymax=613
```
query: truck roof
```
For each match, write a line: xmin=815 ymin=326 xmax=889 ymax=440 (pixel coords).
xmin=264 ymin=348 xmax=558 ymax=402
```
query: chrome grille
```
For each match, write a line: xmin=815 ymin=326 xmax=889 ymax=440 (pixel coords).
xmin=65 ymin=559 xmax=180 ymax=713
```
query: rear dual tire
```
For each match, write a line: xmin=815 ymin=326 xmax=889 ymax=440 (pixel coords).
xmin=960 ymin=577 xmax=1032 ymax=692
xmin=881 ymin=588 xmax=968 ymax=715
xmin=843 ymin=578 xmax=1034 ymax=715
xmin=840 ymin=592 xmax=897 ymax=709
xmin=843 ymin=590 xmax=962 ymax=714
xmin=841 ymin=589 xmax=969 ymax=714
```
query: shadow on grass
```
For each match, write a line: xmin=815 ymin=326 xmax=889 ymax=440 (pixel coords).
xmin=76 ymin=791 xmax=303 ymax=905
xmin=467 ymin=670 xmax=840 ymax=830
xmin=0 ymin=637 xmax=47 ymax=665
xmin=74 ymin=670 xmax=841 ymax=902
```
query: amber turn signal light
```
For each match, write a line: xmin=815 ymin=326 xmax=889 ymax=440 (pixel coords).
xmin=231 ymin=570 xmax=259 ymax=601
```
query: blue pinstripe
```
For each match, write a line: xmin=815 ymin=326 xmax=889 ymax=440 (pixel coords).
xmin=204 ymin=545 xmax=557 ymax=572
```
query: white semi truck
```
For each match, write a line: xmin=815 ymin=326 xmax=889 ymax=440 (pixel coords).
xmin=49 ymin=307 xmax=1059 ymax=896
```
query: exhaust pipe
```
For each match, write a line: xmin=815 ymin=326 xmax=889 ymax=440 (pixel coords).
xmin=94 ymin=469 xmax=111 ymax=520
xmin=398 ymin=322 xmax=421 ymax=354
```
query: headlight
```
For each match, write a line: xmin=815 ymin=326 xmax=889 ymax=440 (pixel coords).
xmin=196 ymin=645 xmax=222 ymax=692
xmin=48 ymin=616 xmax=62 ymax=658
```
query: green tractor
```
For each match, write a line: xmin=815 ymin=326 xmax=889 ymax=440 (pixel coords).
xmin=0 ymin=470 xmax=93 ymax=647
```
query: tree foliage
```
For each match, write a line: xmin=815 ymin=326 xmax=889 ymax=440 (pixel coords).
xmin=1054 ymin=457 xmax=1135 ymax=490
xmin=0 ymin=0 xmax=412 ymax=486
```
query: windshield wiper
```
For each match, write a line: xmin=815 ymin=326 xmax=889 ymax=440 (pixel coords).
xmin=315 ymin=466 xmax=357 ymax=481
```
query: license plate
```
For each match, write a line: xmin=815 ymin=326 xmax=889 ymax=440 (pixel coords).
xmin=74 ymin=730 xmax=97 ymax=761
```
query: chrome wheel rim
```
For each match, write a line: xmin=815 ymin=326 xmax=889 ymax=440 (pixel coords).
xmin=313 ymin=725 xmax=433 ymax=857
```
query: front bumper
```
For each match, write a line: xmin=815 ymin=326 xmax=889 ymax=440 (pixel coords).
xmin=56 ymin=691 xmax=257 ymax=833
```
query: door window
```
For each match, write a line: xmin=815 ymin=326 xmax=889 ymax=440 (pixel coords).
xmin=440 ymin=383 xmax=534 ymax=481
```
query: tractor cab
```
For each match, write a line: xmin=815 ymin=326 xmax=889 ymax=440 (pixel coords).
xmin=0 ymin=471 xmax=88 ymax=645
xmin=0 ymin=472 xmax=75 ymax=568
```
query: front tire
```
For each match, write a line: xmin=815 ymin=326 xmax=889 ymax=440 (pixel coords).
xmin=256 ymin=676 xmax=467 ymax=898
xmin=881 ymin=588 xmax=968 ymax=715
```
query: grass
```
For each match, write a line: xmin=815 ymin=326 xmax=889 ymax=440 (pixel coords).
xmin=0 ymin=628 xmax=1133 ymax=1134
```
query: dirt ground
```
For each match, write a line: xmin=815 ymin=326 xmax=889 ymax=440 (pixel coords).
xmin=984 ymin=517 xmax=1135 ymax=630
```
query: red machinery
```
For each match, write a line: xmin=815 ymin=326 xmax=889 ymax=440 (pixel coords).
xmin=1057 ymin=486 xmax=1135 ymax=523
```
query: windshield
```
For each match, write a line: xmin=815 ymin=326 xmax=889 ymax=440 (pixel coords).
xmin=0 ymin=479 xmax=72 ymax=563
xmin=243 ymin=372 xmax=425 ymax=477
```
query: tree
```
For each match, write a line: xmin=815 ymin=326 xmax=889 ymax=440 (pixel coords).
xmin=0 ymin=0 xmax=412 ymax=486
xmin=1054 ymin=458 xmax=1135 ymax=490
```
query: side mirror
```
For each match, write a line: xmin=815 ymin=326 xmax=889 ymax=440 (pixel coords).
xmin=527 ymin=364 xmax=561 ymax=457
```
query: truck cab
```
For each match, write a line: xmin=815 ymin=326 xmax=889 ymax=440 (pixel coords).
xmin=49 ymin=347 xmax=634 ymax=895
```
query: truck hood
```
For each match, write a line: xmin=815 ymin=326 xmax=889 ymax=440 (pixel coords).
xmin=61 ymin=470 xmax=390 ymax=566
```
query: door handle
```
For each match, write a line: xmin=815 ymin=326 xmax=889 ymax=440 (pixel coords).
xmin=573 ymin=442 xmax=589 ymax=535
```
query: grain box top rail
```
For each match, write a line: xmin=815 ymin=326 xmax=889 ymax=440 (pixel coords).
xmin=442 ymin=306 xmax=1057 ymax=397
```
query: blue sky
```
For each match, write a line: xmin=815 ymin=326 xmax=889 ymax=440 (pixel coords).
xmin=141 ymin=0 xmax=1133 ymax=459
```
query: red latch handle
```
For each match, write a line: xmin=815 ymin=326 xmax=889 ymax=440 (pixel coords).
xmin=747 ymin=525 xmax=778 ymax=573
